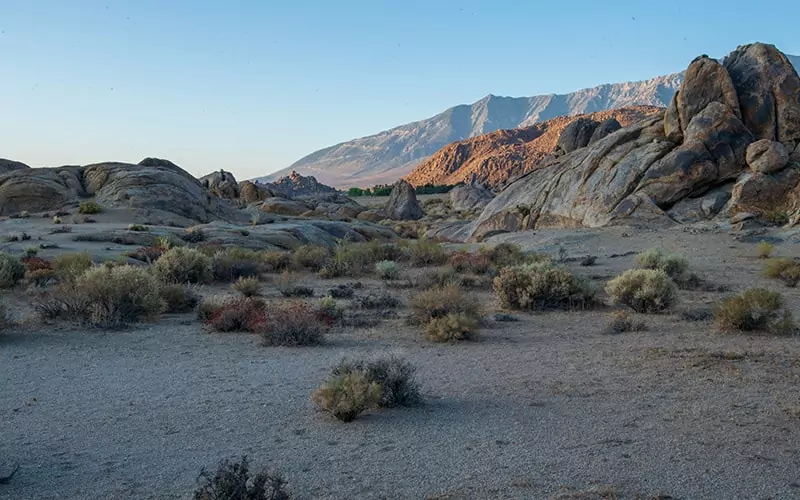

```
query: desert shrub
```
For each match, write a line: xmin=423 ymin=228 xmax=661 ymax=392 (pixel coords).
xmin=27 ymin=268 xmax=57 ymax=288
xmin=232 ymin=277 xmax=262 ymax=297
xmin=260 ymin=301 xmax=325 ymax=346
xmin=202 ymin=297 xmax=266 ymax=332
xmin=580 ymin=255 xmax=597 ymax=267
xmin=319 ymin=240 xmax=387 ymax=278
xmin=153 ymin=247 xmax=213 ymax=284
xmin=448 ymin=251 xmax=493 ymax=275
xmin=408 ymin=239 xmax=449 ymax=266
xmin=193 ymin=455 xmax=289 ymax=500
xmin=78 ymin=201 xmax=102 ymax=214
xmin=415 ymin=267 xmax=488 ymax=290
xmin=352 ymin=291 xmax=400 ymax=310
xmin=756 ymin=241 xmax=775 ymax=259
xmin=493 ymin=263 xmax=596 ymax=311
xmin=327 ymin=283 xmax=357 ymax=299
xmin=23 ymin=246 xmax=38 ymax=257
xmin=75 ymin=265 xmax=166 ymax=326
xmin=33 ymin=283 xmax=93 ymax=322
xmin=126 ymin=246 xmax=164 ymax=263
xmin=275 ymin=271 xmax=313 ymax=297
xmin=0 ymin=253 xmax=26 ymax=288
xmin=331 ymin=356 xmax=421 ymax=407
xmin=714 ymin=288 xmax=794 ymax=334
xmin=51 ymin=252 xmax=93 ymax=282
xmin=604 ymin=311 xmax=646 ymax=334
xmin=374 ymin=260 xmax=401 ymax=280
xmin=160 ymin=284 xmax=200 ymax=313
xmin=211 ymin=251 xmax=262 ymax=283
xmin=479 ymin=242 xmax=541 ymax=268
xmin=126 ymin=223 xmax=149 ymax=232
xmin=763 ymin=258 xmax=800 ymax=287
xmin=182 ymin=226 xmax=206 ymax=242
xmin=635 ymin=248 xmax=691 ymax=283
xmin=410 ymin=284 xmax=480 ymax=324
xmin=262 ymin=251 xmax=292 ymax=273
xmin=52 ymin=215 xmax=62 ymax=224
xmin=424 ymin=312 xmax=479 ymax=342
xmin=681 ymin=307 xmax=714 ymax=322
xmin=20 ymin=256 xmax=51 ymax=272
xmin=291 ymin=244 xmax=330 ymax=271
xmin=311 ymin=371 xmax=381 ymax=422
xmin=605 ymin=269 xmax=677 ymax=313
xmin=0 ymin=303 xmax=9 ymax=331
xmin=315 ymin=296 xmax=344 ymax=325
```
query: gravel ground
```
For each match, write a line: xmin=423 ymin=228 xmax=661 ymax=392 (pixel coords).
xmin=3 ymin=225 xmax=800 ymax=499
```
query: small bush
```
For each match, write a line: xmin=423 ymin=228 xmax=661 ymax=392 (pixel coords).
xmin=374 ymin=260 xmax=401 ymax=280
xmin=21 ymin=256 xmax=52 ymax=272
xmin=331 ymin=356 xmax=421 ymax=407
xmin=315 ymin=296 xmax=344 ymax=325
xmin=275 ymin=271 xmax=313 ymax=297
xmin=262 ymin=251 xmax=292 ymax=273
xmin=51 ymin=252 xmax=93 ymax=282
xmin=328 ymin=283 xmax=356 ymax=299
xmin=605 ymin=269 xmax=677 ymax=313
xmin=52 ymin=215 xmax=62 ymax=224
xmin=211 ymin=251 xmax=262 ymax=283
xmin=182 ymin=226 xmax=206 ymax=243
xmin=50 ymin=224 xmax=72 ymax=234
xmin=635 ymin=248 xmax=691 ymax=283
xmin=291 ymin=245 xmax=330 ymax=271
xmin=311 ymin=371 xmax=381 ymax=422
xmin=202 ymin=296 xmax=266 ymax=332
xmin=424 ymin=312 xmax=479 ymax=342
xmin=23 ymin=246 xmax=39 ymax=258
xmin=78 ymin=201 xmax=102 ymax=214
xmin=479 ymin=242 xmax=541 ymax=268
xmin=126 ymin=224 xmax=149 ymax=232
xmin=75 ymin=265 xmax=166 ymax=326
xmin=352 ymin=292 xmax=400 ymax=310
xmin=408 ymin=239 xmax=449 ymax=266
xmin=0 ymin=303 xmax=10 ymax=332
xmin=756 ymin=241 xmax=775 ymax=259
xmin=448 ymin=251 xmax=493 ymax=275
xmin=232 ymin=277 xmax=262 ymax=297
xmin=153 ymin=247 xmax=213 ymax=284
xmin=603 ymin=311 xmax=646 ymax=334
xmin=319 ymin=240 xmax=385 ymax=278
xmin=33 ymin=283 xmax=93 ymax=322
xmin=160 ymin=284 xmax=201 ymax=313
xmin=580 ymin=255 xmax=597 ymax=267
xmin=0 ymin=253 xmax=26 ymax=288
xmin=260 ymin=301 xmax=325 ymax=346
xmin=410 ymin=284 xmax=480 ymax=324
xmin=27 ymin=268 xmax=57 ymax=288
xmin=493 ymin=263 xmax=596 ymax=311
xmin=763 ymin=258 xmax=800 ymax=287
xmin=714 ymin=288 xmax=794 ymax=334
xmin=193 ymin=455 xmax=289 ymax=500
xmin=126 ymin=246 xmax=165 ymax=263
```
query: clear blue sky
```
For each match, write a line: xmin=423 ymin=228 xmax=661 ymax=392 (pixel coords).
xmin=1 ymin=1 xmax=798 ymax=180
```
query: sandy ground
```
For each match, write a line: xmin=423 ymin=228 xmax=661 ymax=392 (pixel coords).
xmin=3 ymin=221 xmax=800 ymax=499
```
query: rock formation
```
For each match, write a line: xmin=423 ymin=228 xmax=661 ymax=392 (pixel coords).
xmin=260 ymin=170 xmax=337 ymax=199
xmin=386 ymin=180 xmax=423 ymax=220
xmin=460 ymin=43 xmax=800 ymax=241
xmin=449 ymin=184 xmax=494 ymax=211
xmin=200 ymin=170 xmax=240 ymax=199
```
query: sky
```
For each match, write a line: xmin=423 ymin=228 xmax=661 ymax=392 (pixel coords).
xmin=1 ymin=1 xmax=799 ymax=180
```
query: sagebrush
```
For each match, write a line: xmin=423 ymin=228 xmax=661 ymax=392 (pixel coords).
xmin=605 ymin=269 xmax=677 ymax=313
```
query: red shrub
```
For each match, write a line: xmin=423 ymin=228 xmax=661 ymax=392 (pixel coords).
xmin=203 ymin=297 xmax=265 ymax=332
xmin=21 ymin=256 xmax=52 ymax=272
xmin=126 ymin=246 xmax=164 ymax=263
xmin=448 ymin=251 xmax=493 ymax=274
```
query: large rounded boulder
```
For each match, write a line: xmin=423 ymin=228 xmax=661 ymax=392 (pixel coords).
xmin=386 ymin=179 xmax=423 ymax=220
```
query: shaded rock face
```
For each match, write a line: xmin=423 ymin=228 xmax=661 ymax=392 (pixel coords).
xmin=466 ymin=43 xmax=800 ymax=241
xmin=259 ymin=170 xmax=337 ymax=198
xmin=746 ymin=140 xmax=790 ymax=173
xmin=259 ymin=197 xmax=311 ymax=216
xmin=588 ymin=119 xmax=622 ymax=146
xmin=386 ymin=180 xmax=423 ymax=220
xmin=555 ymin=118 xmax=599 ymax=154
xmin=0 ymin=166 xmax=84 ymax=215
xmin=238 ymin=180 xmax=274 ymax=203
xmin=201 ymin=170 xmax=240 ymax=199
xmin=0 ymin=158 xmax=30 ymax=174
xmin=449 ymin=184 xmax=494 ymax=211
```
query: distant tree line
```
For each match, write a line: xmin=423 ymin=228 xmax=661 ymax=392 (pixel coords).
xmin=347 ymin=183 xmax=460 ymax=197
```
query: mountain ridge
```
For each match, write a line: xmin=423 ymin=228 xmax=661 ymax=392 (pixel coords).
xmin=258 ymin=54 xmax=799 ymax=187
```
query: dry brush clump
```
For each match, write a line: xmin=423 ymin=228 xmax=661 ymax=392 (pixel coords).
xmin=78 ymin=201 xmax=102 ymax=214
xmin=211 ymin=247 xmax=263 ymax=282
xmin=193 ymin=455 xmax=289 ymax=500
xmin=153 ymin=247 xmax=213 ymax=284
xmin=479 ymin=242 xmax=544 ymax=268
xmin=603 ymin=311 xmax=646 ymax=334
xmin=714 ymin=288 xmax=794 ymax=334
xmin=159 ymin=283 xmax=201 ymax=313
xmin=51 ymin=252 xmax=93 ymax=282
xmin=448 ymin=251 xmax=493 ymax=275
xmin=756 ymin=241 xmax=775 ymax=259
xmin=635 ymin=247 xmax=698 ymax=288
xmin=763 ymin=258 xmax=800 ymax=287
xmin=291 ymin=244 xmax=330 ymax=271
xmin=275 ymin=271 xmax=314 ymax=297
xmin=410 ymin=284 xmax=481 ymax=342
xmin=200 ymin=296 xmax=266 ymax=332
xmin=311 ymin=371 xmax=381 ymax=422
xmin=374 ymin=260 xmax=401 ymax=280
xmin=493 ymin=262 xmax=596 ymax=311
xmin=0 ymin=253 xmax=26 ymax=288
xmin=232 ymin=276 xmax=263 ymax=297
xmin=331 ymin=356 xmax=422 ymax=408
xmin=605 ymin=269 xmax=677 ymax=313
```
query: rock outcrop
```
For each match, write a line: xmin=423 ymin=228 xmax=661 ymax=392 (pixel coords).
xmin=555 ymin=118 xmax=600 ymax=154
xmin=463 ymin=43 xmax=800 ymax=241
xmin=386 ymin=180 xmax=423 ymax=220
xmin=449 ymin=184 xmax=494 ymax=211
xmin=260 ymin=171 xmax=337 ymax=199
xmin=0 ymin=159 xmax=30 ymax=174
xmin=201 ymin=170 xmax=240 ymax=199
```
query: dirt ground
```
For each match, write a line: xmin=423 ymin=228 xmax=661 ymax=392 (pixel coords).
xmin=2 ymin=218 xmax=800 ymax=499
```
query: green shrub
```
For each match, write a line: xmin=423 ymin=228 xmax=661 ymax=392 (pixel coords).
xmin=193 ymin=455 xmax=289 ymax=500
xmin=78 ymin=201 xmax=102 ymax=214
xmin=0 ymin=253 xmax=25 ymax=288
xmin=51 ymin=252 xmax=94 ymax=283
xmin=331 ymin=356 xmax=421 ymax=407
xmin=424 ymin=312 xmax=479 ymax=342
xmin=408 ymin=239 xmax=449 ymax=266
xmin=416 ymin=267 xmax=488 ymax=290
xmin=52 ymin=215 xmax=62 ymax=224
xmin=159 ymin=283 xmax=201 ymax=314
xmin=232 ymin=276 xmax=262 ymax=297
xmin=181 ymin=226 xmax=206 ymax=242
xmin=291 ymin=244 xmax=330 ymax=271
xmin=153 ymin=247 xmax=213 ymax=284
xmin=211 ymin=248 xmax=262 ymax=282
xmin=714 ymin=288 xmax=794 ymax=334
xmin=375 ymin=260 xmax=401 ymax=280
xmin=635 ymin=248 xmax=690 ymax=283
xmin=410 ymin=284 xmax=481 ymax=325
xmin=605 ymin=269 xmax=677 ymax=313
xmin=763 ymin=258 xmax=800 ymax=287
xmin=352 ymin=292 xmax=400 ymax=310
xmin=23 ymin=246 xmax=39 ymax=258
xmin=315 ymin=296 xmax=344 ymax=324
xmin=262 ymin=251 xmax=292 ymax=273
xmin=75 ymin=265 xmax=166 ymax=326
xmin=756 ymin=241 xmax=775 ymax=259
xmin=493 ymin=263 xmax=596 ymax=311
xmin=311 ymin=371 xmax=381 ymax=422
xmin=319 ymin=240 xmax=396 ymax=278
xmin=126 ymin=223 xmax=149 ymax=232
xmin=0 ymin=302 xmax=10 ymax=331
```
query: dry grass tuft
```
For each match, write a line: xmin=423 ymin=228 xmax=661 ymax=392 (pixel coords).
xmin=311 ymin=371 xmax=381 ymax=422
xmin=605 ymin=269 xmax=677 ymax=313
xmin=714 ymin=288 xmax=794 ymax=334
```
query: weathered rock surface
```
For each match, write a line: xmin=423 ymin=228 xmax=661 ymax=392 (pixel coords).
xmin=746 ymin=139 xmax=790 ymax=173
xmin=448 ymin=184 xmax=494 ymax=211
xmin=259 ymin=197 xmax=311 ymax=216
xmin=238 ymin=180 xmax=274 ymax=203
xmin=463 ymin=43 xmax=800 ymax=241
xmin=259 ymin=170 xmax=337 ymax=198
xmin=0 ymin=166 xmax=84 ymax=215
xmin=588 ymin=119 xmax=622 ymax=146
xmin=201 ymin=170 xmax=240 ymax=199
xmin=0 ymin=159 xmax=30 ymax=174
xmin=386 ymin=180 xmax=423 ymax=220
xmin=555 ymin=118 xmax=599 ymax=154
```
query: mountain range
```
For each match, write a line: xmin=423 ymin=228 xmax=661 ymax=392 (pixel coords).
xmin=258 ymin=54 xmax=800 ymax=187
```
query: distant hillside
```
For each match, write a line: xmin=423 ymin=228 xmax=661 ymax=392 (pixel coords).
xmin=258 ymin=54 xmax=799 ymax=188
xmin=404 ymin=107 xmax=664 ymax=189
